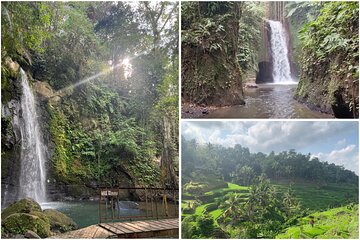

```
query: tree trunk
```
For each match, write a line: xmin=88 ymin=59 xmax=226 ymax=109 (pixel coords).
xmin=160 ymin=115 xmax=178 ymax=188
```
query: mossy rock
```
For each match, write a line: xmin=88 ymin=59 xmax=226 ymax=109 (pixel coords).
xmin=3 ymin=57 xmax=20 ymax=78
xmin=43 ymin=209 xmax=77 ymax=233
xmin=2 ymin=213 xmax=51 ymax=238
xmin=29 ymin=211 xmax=50 ymax=225
xmin=1 ymin=198 xmax=42 ymax=220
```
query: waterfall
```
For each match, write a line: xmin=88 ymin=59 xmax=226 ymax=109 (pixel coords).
xmin=268 ymin=20 xmax=293 ymax=83
xmin=18 ymin=68 xmax=47 ymax=203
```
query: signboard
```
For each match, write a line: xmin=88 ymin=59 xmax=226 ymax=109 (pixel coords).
xmin=101 ymin=190 xmax=118 ymax=196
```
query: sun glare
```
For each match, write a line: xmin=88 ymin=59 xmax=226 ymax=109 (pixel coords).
xmin=121 ymin=58 xmax=132 ymax=79
xmin=122 ymin=58 xmax=130 ymax=66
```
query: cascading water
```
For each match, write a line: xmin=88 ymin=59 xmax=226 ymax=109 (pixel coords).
xmin=18 ymin=68 xmax=47 ymax=203
xmin=268 ymin=20 xmax=293 ymax=83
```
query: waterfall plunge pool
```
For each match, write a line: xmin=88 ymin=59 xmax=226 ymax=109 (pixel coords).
xmin=41 ymin=201 xmax=178 ymax=228
xmin=205 ymin=83 xmax=333 ymax=118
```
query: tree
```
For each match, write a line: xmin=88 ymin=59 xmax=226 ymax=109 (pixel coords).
xmin=235 ymin=165 xmax=255 ymax=186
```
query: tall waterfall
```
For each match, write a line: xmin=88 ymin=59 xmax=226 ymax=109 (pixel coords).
xmin=268 ymin=20 xmax=293 ymax=83
xmin=18 ymin=68 xmax=47 ymax=203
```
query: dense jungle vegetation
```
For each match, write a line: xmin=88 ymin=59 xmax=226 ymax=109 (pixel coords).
xmin=182 ymin=1 xmax=263 ymax=106
xmin=181 ymin=1 xmax=359 ymax=118
xmin=181 ymin=137 xmax=359 ymax=238
xmin=1 ymin=1 xmax=179 ymax=197
xmin=289 ymin=1 xmax=359 ymax=118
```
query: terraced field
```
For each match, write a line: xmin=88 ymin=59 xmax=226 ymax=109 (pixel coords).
xmin=182 ymin=182 xmax=249 ymax=221
xmin=276 ymin=204 xmax=359 ymax=239
xmin=274 ymin=182 xmax=358 ymax=210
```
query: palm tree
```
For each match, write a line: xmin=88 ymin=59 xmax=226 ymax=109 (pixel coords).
xmin=221 ymin=193 xmax=243 ymax=225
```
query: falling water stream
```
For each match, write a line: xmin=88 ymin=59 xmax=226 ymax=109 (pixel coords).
xmin=268 ymin=20 xmax=293 ymax=83
xmin=18 ymin=69 xmax=47 ymax=203
xmin=204 ymin=19 xmax=333 ymax=118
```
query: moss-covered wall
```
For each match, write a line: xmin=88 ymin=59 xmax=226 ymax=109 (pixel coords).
xmin=294 ymin=2 xmax=359 ymax=118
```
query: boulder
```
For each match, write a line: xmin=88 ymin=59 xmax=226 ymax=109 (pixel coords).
xmin=24 ymin=230 xmax=41 ymax=239
xmin=244 ymin=83 xmax=258 ymax=88
xmin=43 ymin=209 xmax=77 ymax=233
xmin=4 ymin=57 xmax=20 ymax=78
xmin=2 ymin=213 xmax=51 ymax=238
xmin=33 ymin=81 xmax=55 ymax=100
xmin=1 ymin=198 xmax=42 ymax=220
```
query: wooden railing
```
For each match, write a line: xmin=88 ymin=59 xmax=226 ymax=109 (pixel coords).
xmin=98 ymin=187 xmax=178 ymax=223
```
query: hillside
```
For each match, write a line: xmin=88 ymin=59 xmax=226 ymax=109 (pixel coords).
xmin=277 ymin=204 xmax=359 ymax=239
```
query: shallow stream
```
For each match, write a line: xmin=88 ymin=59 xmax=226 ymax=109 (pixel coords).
xmin=206 ymin=84 xmax=333 ymax=118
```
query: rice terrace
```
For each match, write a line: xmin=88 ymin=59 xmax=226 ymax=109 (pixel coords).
xmin=181 ymin=121 xmax=359 ymax=239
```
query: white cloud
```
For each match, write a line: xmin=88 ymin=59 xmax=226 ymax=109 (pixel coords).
xmin=182 ymin=121 xmax=355 ymax=151
xmin=312 ymin=145 xmax=358 ymax=174
xmin=337 ymin=138 xmax=346 ymax=146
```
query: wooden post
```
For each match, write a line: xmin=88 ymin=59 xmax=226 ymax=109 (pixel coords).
xmin=155 ymin=189 xmax=159 ymax=220
xmin=145 ymin=188 xmax=149 ymax=218
xmin=99 ymin=188 xmax=102 ymax=223
xmin=105 ymin=188 xmax=108 ymax=221
xmin=117 ymin=188 xmax=120 ymax=219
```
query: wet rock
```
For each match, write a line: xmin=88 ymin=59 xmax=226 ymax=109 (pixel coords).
xmin=4 ymin=57 xmax=20 ymax=78
xmin=43 ymin=209 xmax=77 ymax=233
xmin=49 ymin=96 xmax=61 ymax=106
xmin=1 ymin=198 xmax=42 ymax=220
xmin=24 ymin=230 xmax=41 ymax=239
xmin=14 ymin=234 xmax=25 ymax=238
xmin=89 ymin=196 xmax=100 ymax=201
xmin=244 ymin=83 xmax=258 ymax=88
xmin=201 ymin=109 xmax=209 ymax=114
xmin=33 ymin=81 xmax=55 ymax=100
xmin=256 ymin=61 xmax=273 ymax=83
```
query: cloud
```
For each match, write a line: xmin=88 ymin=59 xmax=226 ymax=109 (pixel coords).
xmin=182 ymin=121 xmax=356 ymax=152
xmin=337 ymin=138 xmax=346 ymax=146
xmin=182 ymin=121 xmax=358 ymax=173
xmin=312 ymin=145 xmax=358 ymax=174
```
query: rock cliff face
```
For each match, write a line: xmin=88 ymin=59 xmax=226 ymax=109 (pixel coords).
xmin=182 ymin=46 xmax=245 ymax=106
xmin=295 ymin=74 xmax=358 ymax=118
xmin=1 ymin=58 xmax=136 ymax=206
xmin=2 ymin=58 xmax=24 ymax=206
xmin=1 ymin=58 xmax=54 ymax=206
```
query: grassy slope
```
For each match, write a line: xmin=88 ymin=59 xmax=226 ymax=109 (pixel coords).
xmin=188 ymin=183 xmax=249 ymax=220
xmin=273 ymin=182 xmax=358 ymax=210
xmin=276 ymin=204 xmax=359 ymax=239
xmin=182 ymin=179 xmax=358 ymax=238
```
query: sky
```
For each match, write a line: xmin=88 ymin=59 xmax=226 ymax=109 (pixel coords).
xmin=182 ymin=121 xmax=359 ymax=174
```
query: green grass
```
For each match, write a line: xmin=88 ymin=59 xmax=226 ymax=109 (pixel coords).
xmin=204 ymin=182 xmax=249 ymax=195
xmin=209 ymin=208 xmax=223 ymax=219
xmin=183 ymin=179 xmax=358 ymax=238
xmin=185 ymin=182 xmax=248 ymax=223
xmin=276 ymin=204 xmax=359 ymax=239
xmin=194 ymin=203 xmax=211 ymax=215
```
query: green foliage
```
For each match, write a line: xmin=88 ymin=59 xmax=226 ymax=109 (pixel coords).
xmin=184 ymin=182 xmax=208 ymax=195
xmin=182 ymin=136 xmax=358 ymax=238
xmin=1 ymin=2 xmax=54 ymax=57
xmin=1 ymin=0 xmax=178 ymax=198
xmin=49 ymin=86 xmax=160 ymax=186
xmin=277 ymin=204 xmax=359 ymax=239
xmin=182 ymin=137 xmax=358 ymax=186
xmin=294 ymin=1 xmax=359 ymax=117
xmin=181 ymin=1 xmax=249 ymax=106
